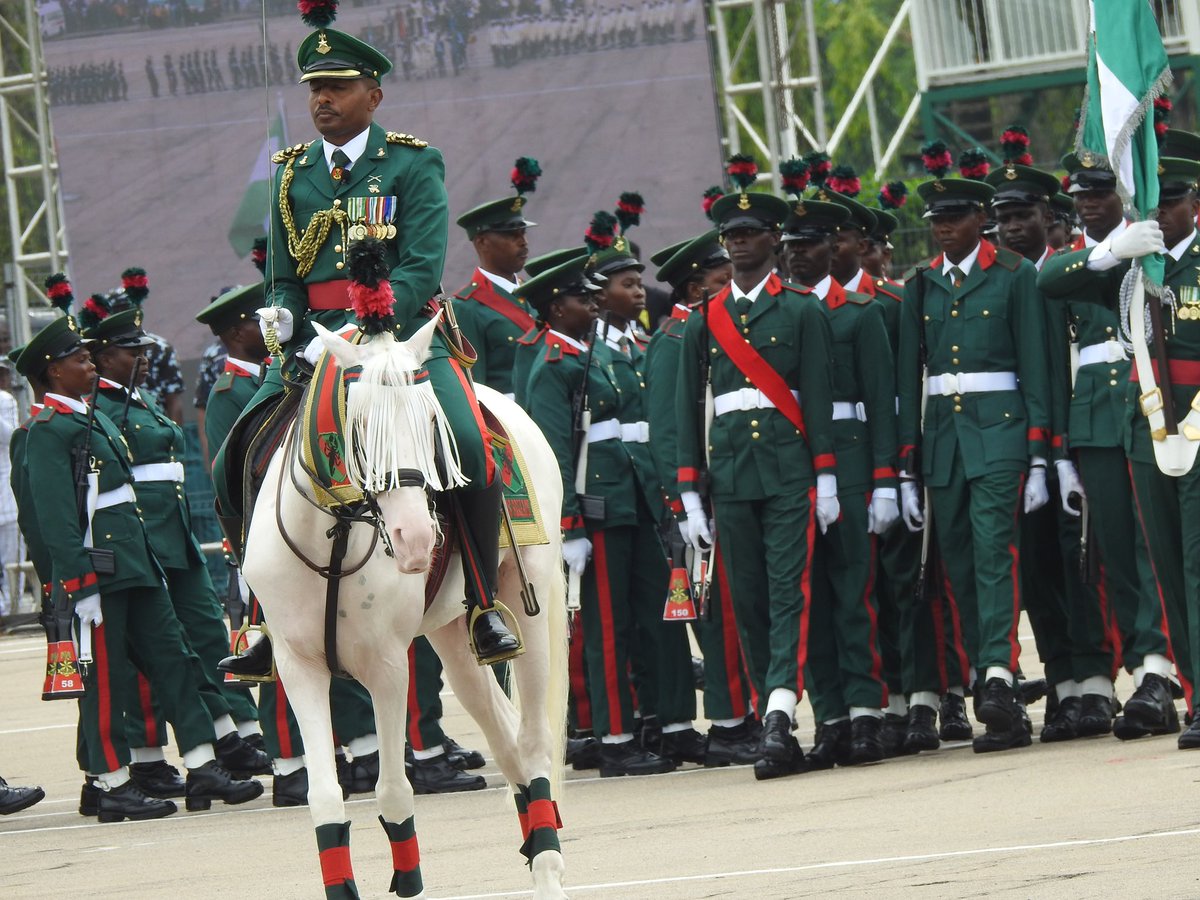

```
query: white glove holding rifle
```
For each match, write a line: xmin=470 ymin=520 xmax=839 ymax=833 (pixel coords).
xmin=1055 ymin=459 xmax=1086 ymax=517
xmin=74 ymin=594 xmax=103 ymax=627
xmin=900 ymin=476 xmax=924 ymax=532
xmin=679 ymin=491 xmax=713 ymax=551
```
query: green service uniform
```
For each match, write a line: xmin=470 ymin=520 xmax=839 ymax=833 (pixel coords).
xmin=644 ymin=304 xmax=753 ymax=723
xmin=24 ymin=397 xmax=217 ymax=776
xmin=96 ymin=379 xmax=258 ymax=725
xmin=406 ymin=636 xmax=449 ymax=751
xmin=452 ymin=269 xmax=538 ymax=397
xmin=804 ymin=280 xmax=895 ymax=723
xmin=676 ymin=273 xmax=837 ymax=716
xmin=897 ymin=241 xmax=1052 ymax=675
xmin=1038 ymin=238 xmax=1176 ymax=682
xmin=527 ymin=330 xmax=692 ymax=736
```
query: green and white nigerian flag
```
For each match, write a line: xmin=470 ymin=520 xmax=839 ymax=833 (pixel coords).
xmin=228 ymin=103 xmax=288 ymax=258
xmin=1076 ymin=0 xmax=1171 ymax=284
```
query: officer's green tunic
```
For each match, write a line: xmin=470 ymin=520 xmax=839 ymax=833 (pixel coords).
xmin=452 ymin=269 xmax=537 ymax=396
xmin=1038 ymin=239 xmax=1176 ymax=681
xmin=513 ymin=324 xmax=547 ymax=409
xmin=897 ymin=241 xmax=1052 ymax=674
xmin=527 ymin=330 xmax=691 ymax=735
xmin=676 ymin=273 xmax=836 ymax=714
xmin=805 ymin=280 xmax=895 ymax=721
xmin=644 ymin=304 xmax=753 ymax=723
xmin=23 ymin=397 xmax=216 ymax=774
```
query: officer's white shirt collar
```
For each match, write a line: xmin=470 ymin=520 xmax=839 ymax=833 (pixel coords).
xmin=842 ymin=269 xmax=866 ymax=292
xmin=45 ymin=392 xmax=87 ymax=414
xmin=548 ymin=330 xmax=588 ymax=353
xmin=1167 ymin=229 xmax=1198 ymax=262
xmin=226 ymin=356 xmax=263 ymax=379
xmin=324 ymin=127 xmax=371 ymax=170
xmin=478 ymin=268 xmax=521 ymax=295
xmin=1082 ymin=218 xmax=1127 ymax=248
xmin=729 ymin=271 xmax=773 ymax=304
xmin=98 ymin=376 xmax=141 ymax=402
xmin=599 ymin=320 xmax=638 ymax=350
xmin=1034 ymin=246 xmax=1054 ymax=272
xmin=941 ymin=242 xmax=981 ymax=279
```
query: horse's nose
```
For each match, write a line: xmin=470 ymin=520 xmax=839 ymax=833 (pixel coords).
xmin=392 ymin=524 xmax=433 ymax=574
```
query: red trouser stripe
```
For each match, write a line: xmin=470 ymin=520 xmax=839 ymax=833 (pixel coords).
xmin=276 ymin=678 xmax=294 ymax=760
xmin=390 ymin=836 xmax=420 ymax=873
xmin=591 ymin=531 xmax=624 ymax=735
xmin=406 ymin=644 xmax=425 ymax=750
xmin=944 ymin=572 xmax=970 ymax=688
xmin=1094 ymin=560 xmax=1120 ymax=675
xmin=527 ymin=798 xmax=561 ymax=831
xmin=568 ymin=617 xmax=592 ymax=731
xmin=931 ymin=592 xmax=949 ymax=695
xmin=94 ymin=623 xmax=119 ymax=772
xmin=715 ymin=547 xmax=749 ymax=720
xmin=793 ymin=488 xmax=817 ymax=696
xmin=860 ymin=529 xmax=885 ymax=703
xmin=1006 ymin=474 xmax=1025 ymax=672
xmin=137 ymin=673 xmax=158 ymax=746
xmin=449 ymin=358 xmax=495 ymax=485
xmin=319 ymin=846 xmax=354 ymax=886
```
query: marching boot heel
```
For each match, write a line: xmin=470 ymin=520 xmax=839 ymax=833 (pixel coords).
xmin=185 ymin=796 xmax=212 ymax=812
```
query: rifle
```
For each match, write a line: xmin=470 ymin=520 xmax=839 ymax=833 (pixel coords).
xmin=909 ymin=266 xmax=937 ymax=604
xmin=571 ymin=315 xmax=607 ymax=523
xmin=693 ymin=286 xmax=715 ymax=620
xmin=118 ymin=357 xmax=145 ymax=433
xmin=68 ymin=374 xmax=109 ymax=676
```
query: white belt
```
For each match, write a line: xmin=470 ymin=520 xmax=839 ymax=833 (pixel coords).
xmin=586 ymin=419 xmax=650 ymax=443
xmin=96 ymin=484 xmax=137 ymax=509
xmin=130 ymin=462 xmax=185 ymax=484
xmin=926 ymin=371 xmax=1018 ymax=396
xmin=713 ymin=388 xmax=800 ymax=416
xmin=832 ymin=401 xmax=867 ymax=422
xmin=1077 ymin=341 xmax=1128 ymax=367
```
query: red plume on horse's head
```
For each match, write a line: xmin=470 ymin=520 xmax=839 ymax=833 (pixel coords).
xmin=346 ymin=238 xmax=396 ymax=335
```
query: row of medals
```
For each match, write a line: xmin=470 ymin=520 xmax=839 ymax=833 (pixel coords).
xmin=1176 ymin=284 xmax=1200 ymax=321
xmin=350 ymin=222 xmax=396 ymax=241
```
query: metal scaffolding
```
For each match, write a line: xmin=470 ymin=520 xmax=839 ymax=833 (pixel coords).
xmin=0 ymin=0 xmax=67 ymax=351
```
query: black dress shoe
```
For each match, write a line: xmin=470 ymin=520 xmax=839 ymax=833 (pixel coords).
xmin=972 ymin=721 xmax=1032 ymax=754
xmin=1076 ymin=694 xmax=1114 ymax=736
xmin=217 ymin=635 xmax=274 ymax=678
xmin=215 ymin=733 xmax=272 ymax=778
xmin=704 ymin=721 xmax=760 ymax=767
xmin=338 ymin=750 xmax=379 ymax=795
xmin=411 ymin=754 xmax=487 ymax=794
xmin=444 ymin=737 xmax=485 ymax=770
xmin=636 ymin=714 xmax=663 ymax=754
xmin=566 ymin=735 xmax=602 ymax=770
xmin=184 ymin=760 xmax=264 ymax=811
xmin=80 ymin=779 xmax=99 ymax=817
xmin=661 ymin=728 xmax=708 ymax=765
xmin=272 ymin=767 xmax=309 ymax=807
xmin=759 ymin=711 xmax=796 ymax=763
xmin=0 ymin=778 xmax=44 ymax=815
xmin=847 ymin=716 xmax=884 ymax=765
xmin=1017 ymin=678 xmax=1048 ymax=706
xmin=807 ymin=720 xmax=851 ymax=770
xmin=129 ymin=760 xmax=187 ymax=798
xmin=470 ymin=609 xmax=523 ymax=665
xmin=881 ymin=713 xmax=914 ymax=758
xmin=938 ymin=693 xmax=974 ymax=741
xmin=598 ymin=739 xmax=676 ymax=777
xmin=1178 ymin=716 xmax=1200 ymax=750
xmin=242 ymin=733 xmax=267 ymax=754
xmin=752 ymin=738 xmax=807 ymax=781
xmin=98 ymin=781 xmax=177 ymax=823
xmin=1040 ymin=695 xmax=1082 ymax=743
xmin=904 ymin=705 xmax=940 ymax=753
xmin=975 ymin=678 xmax=1017 ymax=732
xmin=1122 ymin=674 xmax=1179 ymax=737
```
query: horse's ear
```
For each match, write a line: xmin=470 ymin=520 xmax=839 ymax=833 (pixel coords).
xmin=313 ymin=321 xmax=364 ymax=368
xmin=404 ymin=309 xmax=442 ymax=364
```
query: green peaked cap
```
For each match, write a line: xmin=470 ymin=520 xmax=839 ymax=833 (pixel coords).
xmin=916 ymin=177 xmax=994 ymax=217
xmin=525 ymin=247 xmax=587 ymax=278
xmin=515 ymin=256 xmax=593 ymax=318
xmin=15 ymin=315 xmax=84 ymax=378
xmin=196 ymin=282 xmax=266 ymax=335
xmin=297 ymin=28 xmax=392 ymax=82
xmin=656 ymin=230 xmax=728 ymax=288
xmin=82 ymin=307 xmax=155 ymax=348
xmin=985 ymin=163 xmax=1061 ymax=208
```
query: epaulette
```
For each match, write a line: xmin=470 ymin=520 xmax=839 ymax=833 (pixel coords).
xmin=874 ymin=279 xmax=903 ymax=301
xmin=545 ymin=343 xmax=565 ymax=363
xmin=900 ymin=260 xmax=933 ymax=282
xmin=1188 ymin=240 xmax=1200 ymax=257
xmin=212 ymin=371 xmax=235 ymax=394
xmin=994 ymin=246 xmax=1024 ymax=271
xmin=386 ymin=132 xmax=429 ymax=149
xmin=845 ymin=290 xmax=874 ymax=306
xmin=517 ymin=326 xmax=546 ymax=347
xmin=271 ymin=142 xmax=313 ymax=164
xmin=34 ymin=406 xmax=55 ymax=422
xmin=779 ymin=281 xmax=812 ymax=296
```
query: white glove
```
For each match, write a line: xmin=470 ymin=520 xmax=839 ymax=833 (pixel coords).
xmin=1110 ymin=220 xmax=1165 ymax=260
xmin=257 ymin=306 xmax=294 ymax=344
xmin=815 ymin=474 xmax=840 ymax=534
xmin=561 ymin=538 xmax=592 ymax=576
xmin=679 ymin=490 xmax=713 ymax=550
xmin=900 ymin=479 xmax=924 ymax=531
xmin=301 ymin=335 xmax=325 ymax=366
xmin=868 ymin=488 xmax=900 ymax=535
xmin=1055 ymin=459 xmax=1086 ymax=517
xmin=74 ymin=594 xmax=103 ymax=627
xmin=1024 ymin=459 xmax=1049 ymax=513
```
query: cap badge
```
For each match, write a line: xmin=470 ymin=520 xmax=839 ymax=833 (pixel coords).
xmin=1080 ymin=152 xmax=1095 ymax=168
xmin=317 ymin=33 xmax=331 ymax=55
xmin=1005 ymin=167 xmax=1017 ymax=180
xmin=614 ymin=235 xmax=628 ymax=252
xmin=793 ymin=202 xmax=806 ymax=216
xmin=511 ymin=196 xmax=524 ymax=212
xmin=737 ymin=193 xmax=751 ymax=210
xmin=933 ymin=181 xmax=946 ymax=192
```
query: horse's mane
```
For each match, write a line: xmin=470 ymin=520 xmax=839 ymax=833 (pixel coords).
xmin=344 ymin=333 xmax=468 ymax=493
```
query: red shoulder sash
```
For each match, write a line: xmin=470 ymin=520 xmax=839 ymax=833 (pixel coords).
xmin=464 ymin=271 xmax=535 ymax=332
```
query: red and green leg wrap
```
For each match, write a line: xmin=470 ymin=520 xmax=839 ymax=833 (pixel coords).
xmin=379 ymin=815 xmax=423 ymax=897
xmin=315 ymin=822 xmax=359 ymax=900
xmin=515 ymin=778 xmax=562 ymax=865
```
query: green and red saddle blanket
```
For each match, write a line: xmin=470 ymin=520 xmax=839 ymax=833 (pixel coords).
xmin=299 ymin=351 xmax=548 ymax=548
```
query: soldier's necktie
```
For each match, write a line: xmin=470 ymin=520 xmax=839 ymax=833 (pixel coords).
xmin=330 ymin=148 xmax=351 ymax=182
xmin=618 ymin=335 xmax=631 ymax=357
xmin=949 ymin=265 xmax=965 ymax=289
xmin=735 ymin=294 xmax=752 ymax=322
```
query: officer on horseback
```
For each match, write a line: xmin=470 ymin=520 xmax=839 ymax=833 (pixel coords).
xmin=214 ymin=3 xmax=520 ymax=672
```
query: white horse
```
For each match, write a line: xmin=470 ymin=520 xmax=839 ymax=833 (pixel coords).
xmin=243 ymin=316 xmax=569 ymax=899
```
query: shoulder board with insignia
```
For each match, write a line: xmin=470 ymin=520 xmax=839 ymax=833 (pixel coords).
xmin=779 ymin=282 xmax=811 ymax=296
xmin=845 ymin=290 xmax=874 ymax=306
xmin=34 ymin=406 xmax=56 ymax=422
xmin=545 ymin=343 xmax=564 ymax=362
xmin=875 ymin=279 xmax=903 ymax=301
xmin=386 ymin=132 xmax=429 ymax=149
xmin=994 ymin=246 xmax=1024 ymax=271
xmin=212 ymin=371 xmax=235 ymax=394
xmin=271 ymin=142 xmax=313 ymax=165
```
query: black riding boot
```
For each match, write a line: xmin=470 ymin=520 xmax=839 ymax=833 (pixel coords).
xmin=456 ymin=480 xmax=523 ymax=665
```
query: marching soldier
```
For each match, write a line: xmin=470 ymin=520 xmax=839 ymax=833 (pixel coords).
xmin=513 ymin=247 xmax=586 ymax=408
xmin=676 ymin=157 xmax=839 ymax=780
xmin=897 ymin=152 xmax=1052 ymax=754
xmin=452 ymin=159 xmax=541 ymax=398
xmin=405 ymin=637 xmax=488 ymax=793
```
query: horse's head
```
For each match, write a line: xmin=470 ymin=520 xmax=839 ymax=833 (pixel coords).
xmin=314 ymin=315 xmax=466 ymax=575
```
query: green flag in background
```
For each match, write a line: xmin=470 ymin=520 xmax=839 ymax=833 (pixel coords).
xmin=1076 ymin=0 xmax=1172 ymax=285
xmin=228 ymin=105 xmax=288 ymax=258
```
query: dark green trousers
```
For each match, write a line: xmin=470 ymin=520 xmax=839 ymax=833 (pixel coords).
xmin=714 ymin=489 xmax=816 ymax=717
xmin=407 ymin=636 xmax=447 ymax=751
xmin=690 ymin=544 xmax=754 ymax=721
